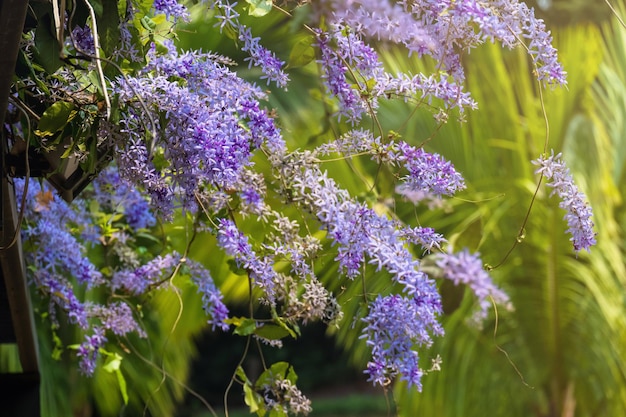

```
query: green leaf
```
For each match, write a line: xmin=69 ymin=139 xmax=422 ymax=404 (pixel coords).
xmin=224 ymin=317 xmax=257 ymax=336
xmin=33 ymin=15 xmax=63 ymax=73
xmin=254 ymin=324 xmax=291 ymax=340
xmin=100 ymin=351 xmax=129 ymax=405
xmin=88 ymin=0 xmax=104 ymax=17
xmin=102 ymin=352 xmax=122 ymax=373
xmin=256 ymin=362 xmax=297 ymax=388
xmin=288 ymin=36 xmax=316 ymax=68
xmin=51 ymin=331 xmax=64 ymax=360
xmin=235 ymin=365 xmax=250 ymax=384
xmin=140 ymin=15 xmax=157 ymax=32
xmin=245 ymin=0 xmax=272 ymax=17
xmin=268 ymin=408 xmax=288 ymax=417
xmin=270 ymin=308 xmax=299 ymax=338
xmin=243 ymin=383 xmax=260 ymax=413
xmin=97 ymin=0 xmax=121 ymax=56
xmin=115 ymin=369 xmax=129 ymax=405
xmin=35 ymin=102 xmax=77 ymax=137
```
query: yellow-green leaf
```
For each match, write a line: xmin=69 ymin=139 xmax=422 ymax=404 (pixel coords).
xmin=288 ymin=36 xmax=316 ymax=68
xmin=245 ymin=0 xmax=272 ymax=17
xmin=254 ymin=324 xmax=291 ymax=340
xmin=243 ymin=383 xmax=260 ymax=412
xmin=35 ymin=101 xmax=76 ymax=137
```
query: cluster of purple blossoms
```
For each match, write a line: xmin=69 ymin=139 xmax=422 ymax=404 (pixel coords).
xmin=397 ymin=141 xmax=466 ymax=197
xmin=314 ymin=0 xmax=434 ymax=56
xmin=361 ymin=294 xmax=443 ymax=390
xmin=87 ymin=302 xmax=147 ymax=337
xmin=187 ymin=260 xmax=230 ymax=331
xmin=239 ymin=27 xmax=289 ymax=87
xmin=435 ymin=249 xmax=512 ymax=323
xmin=15 ymin=165 xmax=230 ymax=377
xmin=533 ymin=151 xmax=597 ymax=252
xmin=111 ymin=253 xmax=181 ymax=294
xmin=109 ymin=41 xmax=284 ymax=216
xmin=216 ymin=218 xmax=278 ymax=302
xmin=16 ymin=179 xmax=103 ymax=292
xmin=315 ymin=0 xmax=566 ymax=87
xmin=77 ymin=328 xmax=107 ymax=376
xmin=260 ymin=378 xmax=312 ymax=415
xmin=39 ymin=273 xmax=88 ymax=328
xmin=315 ymin=29 xmax=367 ymax=122
xmin=314 ymin=23 xmax=477 ymax=123
xmin=92 ymin=167 xmax=156 ymax=231
xmin=210 ymin=0 xmax=289 ymax=87
xmin=153 ymin=0 xmax=190 ymax=21
xmin=401 ymin=226 xmax=446 ymax=254
xmin=71 ymin=25 xmax=95 ymax=55
xmin=277 ymin=152 xmax=445 ymax=387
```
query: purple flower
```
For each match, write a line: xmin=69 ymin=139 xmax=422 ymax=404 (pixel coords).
xmin=87 ymin=302 xmax=146 ymax=337
xmin=92 ymin=167 xmax=156 ymax=230
xmin=361 ymin=294 xmax=444 ymax=390
xmin=533 ymin=151 xmax=596 ymax=252
xmin=153 ymin=0 xmax=190 ymax=21
xmin=315 ymin=29 xmax=368 ymax=122
xmin=77 ymin=328 xmax=107 ymax=376
xmin=314 ymin=0 xmax=566 ymax=86
xmin=401 ymin=226 xmax=446 ymax=254
xmin=187 ymin=260 xmax=230 ymax=330
xmin=239 ymin=27 xmax=289 ymax=87
xmin=210 ymin=1 xmax=289 ymax=87
xmin=111 ymin=44 xmax=284 ymax=215
xmin=435 ymin=249 xmax=512 ymax=323
xmin=111 ymin=253 xmax=181 ymax=294
xmin=216 ymin=219 xmax=277 ymax=300
xmin=71 ymin=25 xmax=95 ymax=55
xmin=397 ymin=142 xmax=466 ymax=197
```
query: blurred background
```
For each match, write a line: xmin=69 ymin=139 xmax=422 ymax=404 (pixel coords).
xmin=6 ymin=1 xmax=626 ymax=416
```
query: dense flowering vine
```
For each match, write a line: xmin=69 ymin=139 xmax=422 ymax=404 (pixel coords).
xmin=16 ymin=170 xmax=228 ymax=375
xmin=8 ymin=0 xmax=594 ymax=415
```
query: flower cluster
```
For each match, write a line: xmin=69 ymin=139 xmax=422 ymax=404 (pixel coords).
xmin=211 ymin=0 xmax=289 ymax=87
xmin=533 ymin=151 xmax=597 ymax=252
xmin=397 ymin=141 xmax=466 ymax=197
xmin=92 ymin=167 xmax=156 ymax=231
xmin=435 ymin=249 xmax=513 ymax=323
xmin=77 ymin=328 xmax=107 ymax=376
xmin=216 ymin=218 xmax=278 ymax=301
xmin=187 ymin=260 xmax=230 ymax=331
xmin=153 ymin=0 xmax=190 ymax=21
xmin=16 ymin=169 xmax=229 ymax=376
xmin=277 ymin=152 xmax=447 ymax=388
xmin=314 ymin=25 xmax=477 ymax=123
xmin=315 ymin=0 xmax=567 ymax=87
xmin=260 ymin=378 xmax=312 ymax=415
xmin=361 ymin=294 xmax=443 ymax=390
xmin=108 ymin=41 xmax=284 ymax=216
xmin=71 ymin=25 xmax=95 ymax=55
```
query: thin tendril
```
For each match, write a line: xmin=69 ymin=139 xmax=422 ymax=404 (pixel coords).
xmin=491 ymin=295 xmax=533 ymax=389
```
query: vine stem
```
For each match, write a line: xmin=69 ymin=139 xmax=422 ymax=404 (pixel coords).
xmin=81 ymin=0 xmax=111 ymax=120
xmin=490 ymin=28 xmax=551 ymax=270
